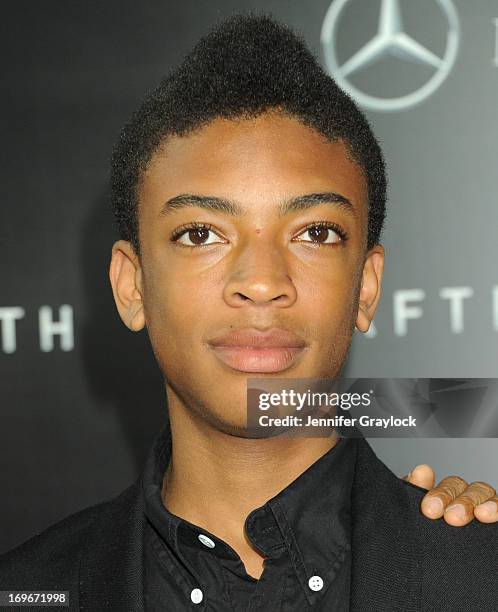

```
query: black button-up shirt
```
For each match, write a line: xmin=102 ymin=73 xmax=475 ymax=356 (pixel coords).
xmin=142 ymin=421 xmax=358 ymax=611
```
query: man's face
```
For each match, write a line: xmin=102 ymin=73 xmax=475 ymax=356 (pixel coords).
xmin=110 ymin=111 xmax=384 ymax=434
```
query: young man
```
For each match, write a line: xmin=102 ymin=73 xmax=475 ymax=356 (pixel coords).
xmin=1 ymin=13 xmax=497 ymax=612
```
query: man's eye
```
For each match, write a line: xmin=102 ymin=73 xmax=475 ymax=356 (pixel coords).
xmin=294 ymin=223 xmax=347 ymax=245
xmin=172 ymin=224 xmax=224 ymax=247
xmin=171 ymin=221 xmax=348 ymax=247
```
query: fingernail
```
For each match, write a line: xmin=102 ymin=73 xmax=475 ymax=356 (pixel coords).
xmin=479 ymin=501 xmax=497 ymax=517
xmin=413 ymin=464 xmax=428 ymax=474
xmin=446 ymin=504 xmax=466 ymax=521
xmin=425 ymin=498 xmax=443 ymax=515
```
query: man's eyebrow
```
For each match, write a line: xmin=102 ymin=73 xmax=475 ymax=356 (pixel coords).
xmin=159 ymin=192 xmax=355 ymax=218
xmin=279 ymin=192 xmax=354 ymax=216
xmin=160 ymin=194 xmax=244 ymax=217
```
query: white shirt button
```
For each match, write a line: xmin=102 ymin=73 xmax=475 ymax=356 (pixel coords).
xmin=198 ymin=533 xmax=215 ymax=548
xmin=190 ymin=588 xmax=203 ymax=604
xmin=308 ymin=575 xmax=324 ymax=592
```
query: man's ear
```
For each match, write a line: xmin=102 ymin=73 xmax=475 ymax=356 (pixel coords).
xmin=356 ymin=244 xmax=385 ymax=333
xmin=109 ymin=240 xmax=146 ymax=332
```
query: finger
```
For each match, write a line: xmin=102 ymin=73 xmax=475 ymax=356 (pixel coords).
xmin=474 ymin=495 xmax=498 ymax=524
xmin=445 ymin=481 xmax=496 ymax=527
xmin=404 ymin=464 xmax=435 ymax=490
xmin=420 ymin=475 xmax=467 ymax=519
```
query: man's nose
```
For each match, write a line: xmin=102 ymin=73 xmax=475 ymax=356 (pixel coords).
xmin=222 ymin=239 xmax=298 ymax=307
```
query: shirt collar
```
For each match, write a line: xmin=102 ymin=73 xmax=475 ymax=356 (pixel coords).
xmin=142 ymin=417 xmax=358 ymax=605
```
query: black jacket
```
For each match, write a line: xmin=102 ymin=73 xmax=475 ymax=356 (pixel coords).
xmin=0 ymin=436 xmax=496 ymax=611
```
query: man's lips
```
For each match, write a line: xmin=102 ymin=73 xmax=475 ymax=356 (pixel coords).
xmin=206 ymin=327 xmax=308 ymax=373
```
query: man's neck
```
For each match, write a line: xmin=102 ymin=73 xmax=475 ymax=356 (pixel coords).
xmin=161 ymin=396 xmax=339 ymax=575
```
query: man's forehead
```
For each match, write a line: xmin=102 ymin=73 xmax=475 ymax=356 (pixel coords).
xmin=141 ymin=112 xmax=369 ymax=217
xmin=150 ymin=112 xmax=359 ymax=168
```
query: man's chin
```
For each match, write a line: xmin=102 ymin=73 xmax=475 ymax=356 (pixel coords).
xmin=193 ymin=405 xmax=270 ymax=439
xmin=203 ymin=419 xmax=286 ymax=440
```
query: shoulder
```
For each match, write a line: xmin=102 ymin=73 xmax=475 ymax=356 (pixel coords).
xmin=400 ymin=478 xmax=498 ymax=609
xmin=403 ymin=479 xmax=498 ymax=598
xmin=0 ymin=482 xmax=138 ymax=589
xmin=354 ymin=438 xmax=498 ymax=609
xmin=400 ymin=476 xmax=498 ymax=550
xmin=364 ymin=440 xmax=498 ymax=557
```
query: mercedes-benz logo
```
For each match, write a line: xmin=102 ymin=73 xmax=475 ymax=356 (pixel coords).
xmin=321 ymin=0 xmax=460 ymax=112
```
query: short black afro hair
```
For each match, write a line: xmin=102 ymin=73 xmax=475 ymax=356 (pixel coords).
xmin=110 ymin=12 xmax=387 ymax=256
